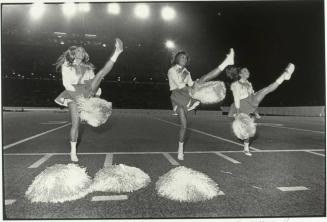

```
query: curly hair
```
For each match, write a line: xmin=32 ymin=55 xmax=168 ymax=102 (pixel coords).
xmin=226 ymin=66 xmax=242 ymax=82
xmin=171 ymin=51 xmax=190 ymax=67
xmin=54 ymin=46 xmax=94 ymax=71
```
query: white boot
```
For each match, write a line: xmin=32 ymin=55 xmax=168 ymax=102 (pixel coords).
xmin=243 ymin=142 xmax=252 ymax=156
xmin=284 ymin=63 xmax=295 ymax=80
xmin=218 ymin=48 xmax=235 ymax=70
xmin=70 ymin=141 xmax=79 ymax=162
xmin=178 ymin=142 xmax=184 ymax=160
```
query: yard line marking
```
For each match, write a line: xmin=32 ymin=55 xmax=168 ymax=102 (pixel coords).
xmin=3 ymin=149 xmax=325 ymax=156
xmin=91 ymin=195 xmax=128 ymax=201
xmin=252 ymin=186 xmax=263 ymax=190
xmin=306 ymin=151 xmax=325 ymax=157
xmin=162 ymin=152 xmax=180 ymax=166
xmin=257 ymin=123 xmax=283 ymax=127
xmin=28 ymin=154 xmax=53 ymax=168
xmin=40 ymin=121 xmax=68 ymax=125
xmin=104 ymin=153 xmax=114 ymax=167
xmin=152 ymin=116 xmax=261 ymax=151
xmin=220 ymin=170 xmax=233 ymax=175
xmin=215 ymin=152 xmax=241 ymax=164
xmin=4 ymin=123 xmax=71 ymax=150
xmin=249 ymin=147 xmax=260 ymax=151
xmin=5 ymin=199 xmax=16 ymax=205
xmin=218 ymin=191 xmax=225 ymax=195
xmin=258 ymin=124 xmax=324 ymax=134
xmin=277 ymin=186 xmax=309 ymax=192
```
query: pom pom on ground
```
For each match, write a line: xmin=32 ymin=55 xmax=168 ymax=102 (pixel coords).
xmin=232 ymin=113 xmax=256 ymax=140
xmin=156 ymin=166 xmax=219 ymax=202
xmin=25 ymin=164 xmax=92 ymax=203
xmin=190 ymin=81 xmax=226 ymax=104
xmin=90 ymin=164 xmax=151 ymax=193
xmin=76 ymin=97 xmax=112 ymax=127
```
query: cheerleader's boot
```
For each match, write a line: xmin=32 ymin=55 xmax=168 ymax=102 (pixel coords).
xmin=284 ymin=63 xmax=295 ymax=80
xmin=243 ymin=142 xmax=252 ymax=156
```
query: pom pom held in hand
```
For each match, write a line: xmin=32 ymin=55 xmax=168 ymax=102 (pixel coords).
xmin=232 ymin=113 xmax=256 ymax=140
xmin=25 ymin=164 xmax=92 ymax=203
xmin=190 ymin=81 xmax=226 ymax=104
xmin=76 ymin=97 xmax=112 ymax=127
xmin=91 ymin=164 xmax=151 ymax=193
xmin=156 ymin=166 xmax=219 ymax=202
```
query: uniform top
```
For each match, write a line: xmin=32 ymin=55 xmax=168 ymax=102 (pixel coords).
xmin=231 ymin=80 xmax=254 ymax=109
xmin=167 ymin=64 xmax=194 ymax=91
xmin=61 ymin=61 xmax=101 ymax=95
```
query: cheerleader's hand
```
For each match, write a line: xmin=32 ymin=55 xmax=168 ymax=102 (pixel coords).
xmin=115 ymin=38 xmax=124 ymax=54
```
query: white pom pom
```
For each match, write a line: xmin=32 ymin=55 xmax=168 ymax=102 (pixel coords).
xmin=25 ymin=164 xmax=92 ymax=203
xmin=232 ymin=113 xmax=256 ymax=140
xmin=76 ymin=97 xmax=112 ymax=127
xmin=91 ymin=164 xmax=151 ymax=193
xmin=156 ymin=166 xmax=219 ymax=202
xmin=190 ymin=81 xmax=226 ymax=104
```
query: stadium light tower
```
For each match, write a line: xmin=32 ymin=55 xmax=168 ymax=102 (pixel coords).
xmin=30 ymin=2 xmax=46 ymax=20
xmin=134 ymin=4 xmax=150 ymax=19
xmin=62 ymin=2 xmax=77 ymax=17
xmin=161 ymin=6 xmax=176 ymax=21
xmin=165 ymin=40 xmax=175 ymax=49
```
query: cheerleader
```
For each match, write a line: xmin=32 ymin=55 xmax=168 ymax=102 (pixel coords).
xmin=168 ymin=49 xmax=234 ymax=160
xmin=55 ymin=38 xmax=124 ymax=162
xmin=227 ymin=63 xmax=295 ymax=156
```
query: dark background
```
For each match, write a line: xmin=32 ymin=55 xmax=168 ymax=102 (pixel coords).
xmin=2 ymin=1 xmax=325 ymax=109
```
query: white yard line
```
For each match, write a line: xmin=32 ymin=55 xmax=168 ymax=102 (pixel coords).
xmin=3 ymin=149 xmax=325 ymax=156
xmin=91 ymin=195 xmax=128 ymax=201
xmin=152 ymin=116 xmax=260 ymax=151
xmin=5 ymin=199 xmax=16 ymax=205
xmin=28 ymin=154 xmax=53 ymax=168
xmin=215 ymin=152 xmax=241 ymax=164
xmin=277 ymin=186 xmax=309 ymax=192
xmin=258 ymin=124 xmax=324 ymax=134
xmin=305 ymin=151 xmax=325 ymax=157
xmin=4 ymin=123 xmax=71 ymax=150
xmin=162 ymin=152 xmax=180 ymax=165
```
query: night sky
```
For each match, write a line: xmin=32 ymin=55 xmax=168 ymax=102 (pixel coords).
xmin=2 ymin=1 xmax=325 ymax=106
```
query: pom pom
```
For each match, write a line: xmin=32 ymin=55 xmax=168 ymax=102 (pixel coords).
xmin=190 ymin=81 xmax=226 ymax=104
xmin=232 ymin=113 xmax=256 ymax=140
xmin=76 ymin=97 xmax=112 ymax=127
xmin=90 ymin=164 xmax=151 ymax=193
xmin=156 ymin=166 xmax=219 ymax=202
xmin=25 ymin=164 xmax=92 ymax=203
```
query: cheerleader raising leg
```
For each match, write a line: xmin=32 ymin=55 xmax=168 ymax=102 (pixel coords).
xmin=168 ymin=48 xmax=234 ymax=160
xmin=228 ymin=63 xmax=295 ymax=156
xmin=55 ymin=39 xmax=123 ymax=162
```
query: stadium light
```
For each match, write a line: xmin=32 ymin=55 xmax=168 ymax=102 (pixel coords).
xmin=134 ymin=4 xmax=150 ymax=19
xmin=30 ymin=2 xmax=46 ymax=20
xmin=107 ymin=3 xmax=120 ymax=15
xmin=78 ymin=3 xmax=90 ymax=12
xmin=62 ymin=2 xmax=77 ymax=17
xmin=161 ymin=6 xmax=175 ymax=21
xmin=165 ymin=40 xmax=175 ymax=49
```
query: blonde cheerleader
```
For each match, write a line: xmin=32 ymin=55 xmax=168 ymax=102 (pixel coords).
xmin=227 ymin=63 xmax=295 ymax=156
xmin=55 ymin=39 xmax=124 ymax=162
